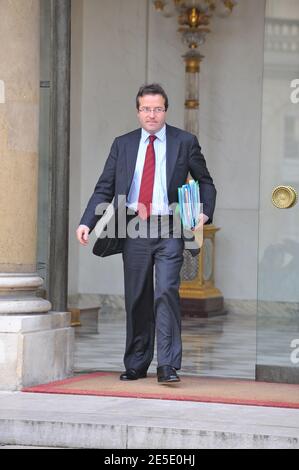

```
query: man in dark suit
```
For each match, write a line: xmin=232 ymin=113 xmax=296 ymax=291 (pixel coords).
xmin=77 ymin=84 xmax=216 ymax=384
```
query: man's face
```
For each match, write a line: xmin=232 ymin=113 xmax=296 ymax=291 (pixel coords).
xmin=137 ymin=94 xmax=167 ymax=134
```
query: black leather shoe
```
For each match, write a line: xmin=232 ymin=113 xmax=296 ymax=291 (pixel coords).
xmin=157 ymin=365 xmax=180 ymax=384
xmin=119 ymin=368 xmax=147 ymax=381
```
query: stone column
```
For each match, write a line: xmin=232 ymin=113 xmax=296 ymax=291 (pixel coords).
xmin=0 ymin=0 xmax=73 ymax=390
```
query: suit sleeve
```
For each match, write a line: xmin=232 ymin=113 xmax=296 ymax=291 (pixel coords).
xmin=188 ymin=135 xmax=216 ymax=223
xmin=79 ymin=138 xmax=118 ymax=232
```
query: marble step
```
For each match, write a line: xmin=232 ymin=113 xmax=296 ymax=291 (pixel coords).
xmin=0 ymin=392 xmax=299 ymax=449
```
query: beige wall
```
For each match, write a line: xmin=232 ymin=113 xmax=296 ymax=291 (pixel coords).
xmin=266 ymin=0 xmax=299 ymax=18
xmin=199 ymin=0 xmax=266 ymax=299
xmin=69 ymin=0 xmax=266 ymax=299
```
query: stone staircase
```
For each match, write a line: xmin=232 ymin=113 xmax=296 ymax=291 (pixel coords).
xmin=0 ymin=392 xmax=299 ymax=449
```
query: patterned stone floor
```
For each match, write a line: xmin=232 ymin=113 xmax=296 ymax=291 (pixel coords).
xmin=74 ymin=301 xmax=257 ymax=379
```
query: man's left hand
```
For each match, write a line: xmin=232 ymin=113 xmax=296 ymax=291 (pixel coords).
xmin=192 ymin=213 xmax=209 ymax=231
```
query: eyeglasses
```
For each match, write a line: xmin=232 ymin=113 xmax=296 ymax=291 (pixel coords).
xmin=139 ymin=107 xmax=166 ymax=114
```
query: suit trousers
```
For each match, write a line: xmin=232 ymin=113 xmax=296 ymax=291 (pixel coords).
xmin=122 ymin=215 xmax=184 ymax=372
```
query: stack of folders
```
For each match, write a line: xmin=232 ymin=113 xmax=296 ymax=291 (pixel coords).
xmin=178 ymin=180 xmax=203 ymax=249
xmin=178 ymin=180 xmax=201 ymax=230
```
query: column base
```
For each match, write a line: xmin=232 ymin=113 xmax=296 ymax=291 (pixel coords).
xmin=0 ymin=273 xmax=52 ymax=314
xmin=0 ymin=312 xmax=74 ymax=391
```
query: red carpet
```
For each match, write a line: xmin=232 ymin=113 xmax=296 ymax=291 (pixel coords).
xmin=22 ymin=372 xmax=299 ymax=409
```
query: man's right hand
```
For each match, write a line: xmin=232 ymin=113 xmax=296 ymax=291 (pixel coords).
xmin=76 ymin=225 xmax=90 ymax=246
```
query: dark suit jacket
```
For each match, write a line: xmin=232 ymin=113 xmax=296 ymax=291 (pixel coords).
xmin=80 ymin=124 xmax=216 ymax=254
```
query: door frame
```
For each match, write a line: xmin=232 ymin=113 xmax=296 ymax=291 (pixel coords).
xmin=38 ymin=0 xmax=71 ymax=312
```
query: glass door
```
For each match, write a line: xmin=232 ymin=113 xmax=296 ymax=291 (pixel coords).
xmin=256 ymin=0 xmax=299 ymax=383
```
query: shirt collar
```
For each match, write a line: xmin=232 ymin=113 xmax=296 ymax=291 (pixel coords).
xmin=141 ymin=125 xmax=166 ymax=143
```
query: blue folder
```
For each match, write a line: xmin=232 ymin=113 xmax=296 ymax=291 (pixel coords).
xmin=178 ymin=180 xmax=201 ymax=230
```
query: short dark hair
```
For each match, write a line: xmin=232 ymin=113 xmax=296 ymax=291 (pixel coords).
xmin=136 ymin=83 xmax=169 ymax=111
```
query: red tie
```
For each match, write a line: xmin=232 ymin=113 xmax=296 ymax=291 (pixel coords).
xmin=138 ymin=135 xmax=156 ymax=219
